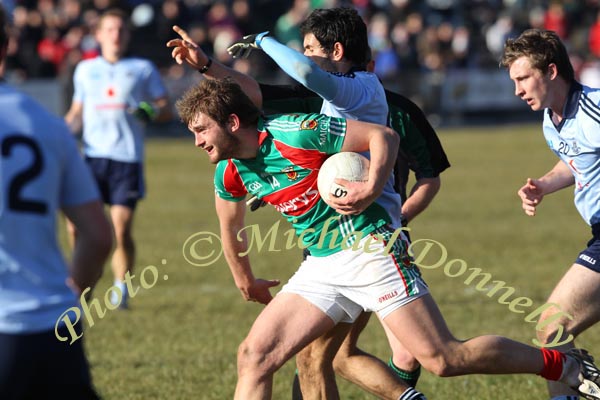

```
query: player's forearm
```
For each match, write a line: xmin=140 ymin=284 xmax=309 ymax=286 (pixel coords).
xmin=221 ymin=228 xmax=256 ymax=289
xmin=203 ymin=59 xmax=263 ymax=108
xmin=402 ymin=177 xmax=441 ymax=223
xmin=65 ymin=201 xmax=112 ymax=294
xmin=260 ymin=37 xmax=337 ymax=101
xmin=64 ymin=108 xmax=82 ymax=134
xmin=367 ymin=127 xmax=400 ymax=197
xmin=538 ymin=160 xmax=575 ymax=194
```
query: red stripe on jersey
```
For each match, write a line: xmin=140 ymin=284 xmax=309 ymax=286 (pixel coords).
xmin=223 ymin=160 xmax=247 ymax=197
xmin=273 ymin=139 xmax=328 ymax=170
xmin=263 ymin=169 xmax=321 ymax=216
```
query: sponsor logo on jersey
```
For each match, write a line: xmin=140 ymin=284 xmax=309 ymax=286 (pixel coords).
xmin=282 ymin=166 xmax=299 ymax=181
xmin=300 ymin=120 xmax=318 ymax=130
xmin=274 ymin=187 xmax=319 ymax=213
xmin=247 ymin=181 xmax=263 ymax=192
xmin=572 ymin=140 xmax=581 ymax=154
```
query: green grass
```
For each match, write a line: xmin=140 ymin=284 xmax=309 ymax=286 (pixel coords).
xmin=71 ymin=124 xmax=600 ymax=399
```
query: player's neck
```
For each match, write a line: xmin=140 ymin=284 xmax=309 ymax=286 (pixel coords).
xmin=234 ymin=129 xmax=260 ymax=159
xmin=335 ymin=59 xmax=355 ymax=74
xmin=102 ymin=51 xmax=122 ymax=64
xmin=549 ymin=78 xmax=573 ymax=122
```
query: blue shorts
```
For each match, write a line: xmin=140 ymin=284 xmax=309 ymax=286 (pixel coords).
xmin=0 ymin=325 xmax=99 ymax=400
xmin=575 ymin=223 xmax=600 ymax=273
xmin=86 ymin=157 xmax=144 ymax=209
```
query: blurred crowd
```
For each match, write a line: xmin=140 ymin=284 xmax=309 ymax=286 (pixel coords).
xmin=4 ymin=0 xmax=600 ymax=91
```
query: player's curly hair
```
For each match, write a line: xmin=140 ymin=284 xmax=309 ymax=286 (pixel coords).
xmin=500 ymin=29 xmax=574 ymax=83
xmin=176 ymin=78 xmax=261 ymax=128
xmin=300 ymin=7 xmax=369 ymax=67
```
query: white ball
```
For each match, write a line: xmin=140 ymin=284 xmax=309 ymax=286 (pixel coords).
xmin=317 ymin=152 xmax=370 ymax=207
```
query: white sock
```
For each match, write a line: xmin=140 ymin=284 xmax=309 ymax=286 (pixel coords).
xmin=114 ymin=279 xmax=127 ymax=296
xmin=398 ymin=387 xmax=426 ymax=400
xmin=111 ymin=279 xmax=128 ymax=305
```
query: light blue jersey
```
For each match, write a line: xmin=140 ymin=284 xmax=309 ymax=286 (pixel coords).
xmin=0 ymin=83 xmax=100 ymax=333
xmin=543 ymin=82 xmax=600 ymax=225
xmin=260 ymin=37 xmax=402 ymax=227
xmin=72 ymin=56 xmax=167 ymax=162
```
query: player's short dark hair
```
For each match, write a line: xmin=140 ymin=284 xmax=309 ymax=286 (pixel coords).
xmin=0 ymin=5 xmax=9 ymax=57
xmin=97 ymin=8 xmax=130 ymax=31
xmin=300 ymin=7 xmax=369 ymax=67
xmin=500 ymin=29 xmax=574 ymax=83
xmin=176 ymin=78 xmax=261 ymax=128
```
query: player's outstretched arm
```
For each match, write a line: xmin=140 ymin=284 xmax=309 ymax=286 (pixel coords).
xmin=239 ymin=35 xmax=338 ymax=102
xmin=215 ymin=195 xmax=279 ymax=304
xmin=62 ymin=200 xmax=112 ymax=295
xmin=518 ymin=160 xmax=574 ymax=216
xmin=329 ymin=120 xmax=399 ymax=214
xmin=167 ymin=25 xmax=263 ymax=108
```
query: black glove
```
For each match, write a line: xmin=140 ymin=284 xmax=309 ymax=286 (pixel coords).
xmin=246 ymin=196 xmax=267 ymax=212
xmin=227 ymin=31 xmax=269 ymax=59
xmin=249 ymin=197 xmax=267 ymax=212
xmin=132 ymin=101 xmax=156 ymax=123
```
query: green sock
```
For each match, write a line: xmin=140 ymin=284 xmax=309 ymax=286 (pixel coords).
xmin=388 ymin=357 xmax=421 ymax=388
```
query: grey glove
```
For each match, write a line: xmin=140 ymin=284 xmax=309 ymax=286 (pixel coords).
xmin=227 ymin=31 xmax=269 ymax=59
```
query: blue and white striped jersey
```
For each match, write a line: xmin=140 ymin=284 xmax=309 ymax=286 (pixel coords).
xmin=543 ymin=82 xmax=600 ymax=225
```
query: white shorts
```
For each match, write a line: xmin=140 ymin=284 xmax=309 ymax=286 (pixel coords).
xmin=280 ymin=226 xmax=429 ymax=324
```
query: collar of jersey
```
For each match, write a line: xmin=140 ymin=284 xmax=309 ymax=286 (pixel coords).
xmin=557 ymin=81 xmax=582 ymax=120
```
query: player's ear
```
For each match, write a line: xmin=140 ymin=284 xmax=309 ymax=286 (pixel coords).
xmin=332 ymin=42 xmax=344 ymax=62
xmin=228 ymin=113 xmax=240 ymax=132
xmin=548 ymin=63 xmax=559 ymax=80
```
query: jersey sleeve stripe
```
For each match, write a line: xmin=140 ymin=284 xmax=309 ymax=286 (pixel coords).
xmin=223 ymin=160 xmax=248 ymax=198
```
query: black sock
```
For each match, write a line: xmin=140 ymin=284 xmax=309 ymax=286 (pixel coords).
xmin=291 ymin=369 xmax=303 ymax=400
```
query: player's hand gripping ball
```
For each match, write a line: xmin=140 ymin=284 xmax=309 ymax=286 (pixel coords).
xmin=317 ymin=152 xmax=370 ymax=207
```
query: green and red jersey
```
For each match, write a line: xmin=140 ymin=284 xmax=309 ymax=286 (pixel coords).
xmin=214 ymin=113 xmax=391 ymax=256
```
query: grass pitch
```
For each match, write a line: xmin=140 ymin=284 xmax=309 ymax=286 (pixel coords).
xmin=74 ymin=123 xmax=599 ymax=399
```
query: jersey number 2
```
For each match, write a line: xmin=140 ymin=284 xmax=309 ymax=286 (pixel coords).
xmin=1 ymin=135 xmax=48 ymax=214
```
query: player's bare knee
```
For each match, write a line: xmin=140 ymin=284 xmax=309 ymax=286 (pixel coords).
xmin=417 ymin=346 xmax=463 ymax=377
xmin=237 ymin=339 xmax=271 ymax=376
xmin=332 ymin=351 xmax=351 ymax=376
xmin=113 ymin=228 xmax=134 ymax=248
xmin=420 ymin=355 xmax=454 ymax=377
xmin=536 ymin=309 xmax=578 ymax=346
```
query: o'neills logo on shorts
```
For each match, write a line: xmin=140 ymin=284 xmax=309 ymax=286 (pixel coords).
xmin=579 ymin=254 xmax=597 ymax=265
xmin=378 ymin=290 xmax=398 ymax=303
